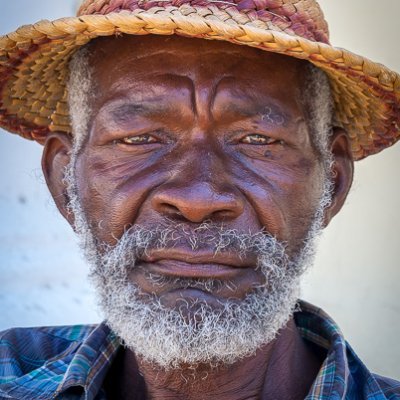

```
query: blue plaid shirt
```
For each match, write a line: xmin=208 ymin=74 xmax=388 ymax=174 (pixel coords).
xmin=0 ymin=301 xmax=399 ymax=399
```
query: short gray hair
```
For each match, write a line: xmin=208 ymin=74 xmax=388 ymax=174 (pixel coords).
xmin=67 ymin=43 xmax=334 ymax=165
xmin=301 ymin=63 xmax=334 ymax=165
xmin=68 ymin=47 xmax=93 ymax=151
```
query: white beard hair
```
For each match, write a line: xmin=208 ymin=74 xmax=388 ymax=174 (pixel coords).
xmin=64 ymin=156 xmax=332 ymax=369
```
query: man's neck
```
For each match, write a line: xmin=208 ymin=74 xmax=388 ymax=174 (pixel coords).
xmin=110 ymin=319 xmax=321 ymax=400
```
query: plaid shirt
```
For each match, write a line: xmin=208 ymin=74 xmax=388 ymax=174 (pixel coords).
xmin=0 ymin=301 xmax=399 ymax=399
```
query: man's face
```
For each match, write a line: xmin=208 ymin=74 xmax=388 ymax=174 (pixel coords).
xmin=44 ymin=35 xmax=353 ymax=367
xmin=74 ymin=35 xmax=326 ymax=302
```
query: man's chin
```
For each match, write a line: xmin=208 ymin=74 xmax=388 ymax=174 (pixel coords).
xmin=158 ymin=288 xmax=230 ymax=312
xmin=96 ymin=274 xmax=300 ymax=369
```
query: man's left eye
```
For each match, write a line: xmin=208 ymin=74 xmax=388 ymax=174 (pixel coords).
xmin=241 ymin=134 xmax=278 ymax=145
xmin=119 ymin=134 xmax=158 ymax=145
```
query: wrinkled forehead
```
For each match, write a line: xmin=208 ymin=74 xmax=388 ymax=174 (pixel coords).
xmin=85 ymin=34 xmax=309 ymax=114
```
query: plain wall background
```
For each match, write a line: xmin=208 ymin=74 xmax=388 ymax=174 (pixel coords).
xmin=0 ymin=0 xmax=399 ymax=379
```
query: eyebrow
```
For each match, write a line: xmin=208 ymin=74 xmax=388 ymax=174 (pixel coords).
xmin=216 ymin=101 xmax=289 ymax=127
xmin=109 ymin=101 xmax=171 ymax=123
xmin=210 ymin=75 xmax=291 ymax=126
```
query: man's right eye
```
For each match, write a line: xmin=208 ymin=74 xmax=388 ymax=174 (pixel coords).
xmin=240 ymin=133 xmax=280 ymax=145
xmin=118 ymin=134 xmax=158 ymax=145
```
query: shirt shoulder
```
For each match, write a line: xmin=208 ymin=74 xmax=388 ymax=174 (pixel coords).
xmin=372 ymin=374 xmax=400 ymax=399
xmin=297 ymin=301 xmax=400 ymax=400
xmin=0 ymin=324 xmax=97 ymax=398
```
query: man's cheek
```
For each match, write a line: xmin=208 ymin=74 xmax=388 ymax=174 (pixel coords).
xmin=75 ymin=172 xmax=158 ymax=245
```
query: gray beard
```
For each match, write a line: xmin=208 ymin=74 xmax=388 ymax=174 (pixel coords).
xmin=65 ymin=161 xmax=331 ymax=369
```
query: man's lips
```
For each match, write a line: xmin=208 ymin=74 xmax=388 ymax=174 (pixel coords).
xmin=138 ymin=248 xmax=257 ymax=279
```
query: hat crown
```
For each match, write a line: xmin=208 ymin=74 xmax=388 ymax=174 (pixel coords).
xmin=78 ymin=0 xmax=330 ymax=43
xmin=1 ymin=0 xmax=398 ymax=159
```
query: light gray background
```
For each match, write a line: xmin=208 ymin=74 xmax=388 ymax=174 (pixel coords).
xmin=0 ymin=0 xmax=399 ymax=380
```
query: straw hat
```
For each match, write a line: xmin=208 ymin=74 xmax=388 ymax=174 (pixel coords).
xmin=0 ymin=0 xmax=399 ymax=160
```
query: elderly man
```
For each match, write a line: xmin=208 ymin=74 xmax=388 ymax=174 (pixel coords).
xmin=0 ymin=0 xmax=399 ymax=399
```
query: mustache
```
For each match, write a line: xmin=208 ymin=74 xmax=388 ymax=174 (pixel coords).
xmin=102 ymin=221 xmax=288 ymax=260
xmin=92 ymin=221 xmax=294 ymax=287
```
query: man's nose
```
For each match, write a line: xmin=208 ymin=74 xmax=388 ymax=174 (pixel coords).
xmin=151 ymin=181 xmax=245 ymax=223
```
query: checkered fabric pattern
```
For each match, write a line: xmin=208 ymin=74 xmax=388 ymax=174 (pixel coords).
xmin=0 ymin=301 xmax=399 ymax=399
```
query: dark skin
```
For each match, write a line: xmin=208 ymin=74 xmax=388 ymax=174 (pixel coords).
xmin=42 ymin=35 xmax=354 ymax=399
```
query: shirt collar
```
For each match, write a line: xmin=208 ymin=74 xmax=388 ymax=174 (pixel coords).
xmin=296 ymin=301 xmax=351 ymax=399
xmin=298 ymin=300 xmax=387 ymax=400
xmin=55 ymin=322 xmax=120 ymax=400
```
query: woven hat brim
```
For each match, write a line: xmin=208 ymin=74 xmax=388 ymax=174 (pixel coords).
xmin=0 ymin=10 xmax=399 ymax=160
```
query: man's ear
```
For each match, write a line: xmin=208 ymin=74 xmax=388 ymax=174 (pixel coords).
xmin=42 ymin=132 xmax=75 ymax=228
xmin=323 ymin=127 xmax=354 ymax=227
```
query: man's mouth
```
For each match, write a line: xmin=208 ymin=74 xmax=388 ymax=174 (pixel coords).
xmin=137 ymin=248 xmax=257 ymax=279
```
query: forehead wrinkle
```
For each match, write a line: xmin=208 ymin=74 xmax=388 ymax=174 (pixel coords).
xmin=157 ymin=73 xmax=197 ymax=116
xmin=93 ymin=47 xmax=252 ymax=78
xmin=107 ymin=72 xmax=187 ymax=94
xmin=209 ymin=75 xmax=232 ymax=120
xmin=98 ymin=74 xmax=196 ymax=117
xmin=106 ymin=47 xmax=256 ymax=62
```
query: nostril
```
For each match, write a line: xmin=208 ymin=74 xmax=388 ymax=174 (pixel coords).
xmin=158 ymin=202 xmax=181 ymax=216
xmin=213 ymin=208 xmax=237 ymax=220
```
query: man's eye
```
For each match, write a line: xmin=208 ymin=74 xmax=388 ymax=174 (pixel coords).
xmin=119 ymin=134 xmax=158 ymax=145
xmin=241 ymin=134 xmax=278 ymax=145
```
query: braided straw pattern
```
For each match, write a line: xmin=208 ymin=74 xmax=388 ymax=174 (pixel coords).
xmin=0 ymin=0 xmax=399 ymax=160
